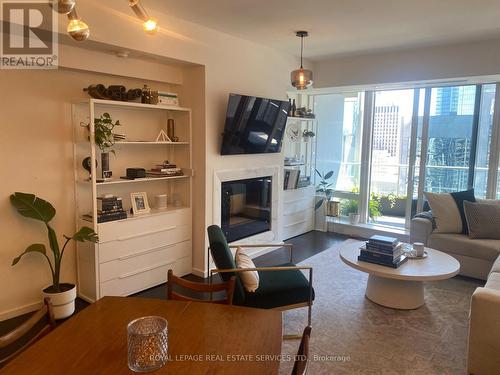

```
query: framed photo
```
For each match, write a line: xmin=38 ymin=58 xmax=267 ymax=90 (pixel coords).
xmin=130 ymin=192 xmax=150 ymax=215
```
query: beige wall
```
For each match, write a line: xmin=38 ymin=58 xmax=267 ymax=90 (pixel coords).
xmin=0 ymin=2 xmax=298 ymax=319
xmin=314 ymin=37 xmax=500 ymax=88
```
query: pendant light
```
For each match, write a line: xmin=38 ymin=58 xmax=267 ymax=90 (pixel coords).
xmin=67 ymin=7 xmax=90 ymax=41
xmin=51 ymin=0 xmax=76 ymax=15
xmin=291 ymin=31 xmax=313 ymax=90
xmin=129 ymin=0 xmax=159 ymax=35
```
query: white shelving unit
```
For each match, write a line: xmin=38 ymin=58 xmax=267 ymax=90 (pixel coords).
xmin=72 ymin=99 xmax=193 ymax=302
xmin=281 ymin=116 xmax=317 ymax=240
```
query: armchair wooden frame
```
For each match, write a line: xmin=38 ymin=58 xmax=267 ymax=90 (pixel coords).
xmin=207 ymin=243 xmax=313 ymax=339
xmin=0 ymin=298 xmax=56 ymax=366
xmin=167 ymin=269 xmax=236 ymax=305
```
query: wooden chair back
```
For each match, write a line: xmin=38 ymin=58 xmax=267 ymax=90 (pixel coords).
xmin=291 ymin=326 xmax=312 ymax=375
xmin=0 ymin=298 xmax=55 ymax=367
xmin=167 ymin=269 xmax=236 ymax=305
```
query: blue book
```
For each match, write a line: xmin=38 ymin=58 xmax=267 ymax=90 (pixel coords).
xmin=369 ymin=235 xmax=399 ymax=247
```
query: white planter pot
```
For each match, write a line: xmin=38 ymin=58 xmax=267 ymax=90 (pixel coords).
xmin=349 ymin=213 xmax=360 ymax=225
xmin=42 ymin=283 xmax=77 ymax=320
xmin=314 ymin=194 xmax=327 ymax=232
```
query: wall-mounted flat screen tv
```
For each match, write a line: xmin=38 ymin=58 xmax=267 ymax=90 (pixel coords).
xmin=220 ymin=93 xmax=290 ymax=155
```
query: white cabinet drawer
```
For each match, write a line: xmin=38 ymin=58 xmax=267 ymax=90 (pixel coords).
xmin=284 ymin=197 xmax=314 ymax=216
xmin=97 ymin=208 xmax=191 ymax=244
xmin=99 ymin=255 xmax=192 ymax=297
xmin=98 ymin=224 xmax=191 ymax=264
xmin=282 ymin=214 xmax=314 ymax=240
xmin=99 ymin=240 xmax=192 ymax=283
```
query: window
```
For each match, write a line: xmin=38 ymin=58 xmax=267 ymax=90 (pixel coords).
xmin=315 ymin=92 xmax=364 ymax=216
xmin=314 ymin=82 xmax=500 ymax=229
xmin=369 ymin=89 xmax=414 ymax=228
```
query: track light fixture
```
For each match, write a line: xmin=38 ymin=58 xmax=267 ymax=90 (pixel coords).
xmin=128 ymin=0 xmax=159 ymax=35
xmin=67 ymin=7 xmax=90 ymax=41
xmin=51 ymin=0 xmax=76 ymax=15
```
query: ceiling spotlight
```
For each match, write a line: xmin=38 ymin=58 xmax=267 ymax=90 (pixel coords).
xmin=291 ymin=31 xmax=313 ymax=90
xmin=52 ymin=0 xmax=76 ymax=15
xmin=129 ymin=0 xmax=159 ymax=35
xmin=67 ymin=7 xmax=90 ymax=41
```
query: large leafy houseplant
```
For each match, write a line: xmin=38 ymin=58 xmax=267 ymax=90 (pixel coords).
xmin=10 ymin=192 xmax=98 ymax=293
xmin=315 ymin=169 xmax=335 ymax=210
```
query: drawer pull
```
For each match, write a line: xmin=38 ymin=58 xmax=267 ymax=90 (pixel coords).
xmin=118 ymin=243 xmax=176 ymax=261
xmin=284 ymin=219 xmax=307 ymax=228
xmin=117 ymin=226 xmax=177 ymax=241
xmin=118 ymin=261 xmax=174 ymax=279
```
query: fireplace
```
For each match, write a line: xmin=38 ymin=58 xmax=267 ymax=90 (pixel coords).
xmin=221 ymin=176 xmax=272 ymax=242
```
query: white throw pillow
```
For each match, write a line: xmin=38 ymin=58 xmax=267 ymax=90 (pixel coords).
xmin=235 ymin=247 xmax=259 ymax=292
xmin=424 ymin=192 xmax=462 ymax=233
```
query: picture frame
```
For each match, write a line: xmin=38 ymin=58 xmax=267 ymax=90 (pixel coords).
xmin=130 ymin=192 xmax=150 ymax=215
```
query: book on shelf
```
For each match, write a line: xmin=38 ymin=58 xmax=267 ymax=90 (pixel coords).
xmin=97 ymin=211 xmax=127 ymax=223
xmin=97 ymin=196 xmax=123 ymax=212
xmin=358 ymin=253 xmax=408 ymax=268
xmin=284 ymin=169 xmax=300 ymax=190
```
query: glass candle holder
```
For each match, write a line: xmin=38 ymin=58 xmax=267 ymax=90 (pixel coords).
xmin=127 ymin=316 xmax=168 ymax=372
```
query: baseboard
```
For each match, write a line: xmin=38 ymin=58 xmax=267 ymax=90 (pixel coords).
xmin=192 ymin=267 xmax=207 ymax=278
xmin=0 ymin=300 xmax=43 ymax=322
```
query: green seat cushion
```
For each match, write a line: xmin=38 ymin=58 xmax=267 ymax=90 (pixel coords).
xmin=240 ymin=263 xmax=315 ymax=309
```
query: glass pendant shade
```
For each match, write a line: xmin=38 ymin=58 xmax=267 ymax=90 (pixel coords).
xmin=291 ymin=31 xmax=313 ymax=90
xmin=67 ymin=19 xmax=90 ymax=41
xmin=67 ymin=8 xmax=90 ymax=41
xmin=291 ymin=68 xmax=313 ymax=90
xmin=52 ymin=0 xmax=76 ymax=15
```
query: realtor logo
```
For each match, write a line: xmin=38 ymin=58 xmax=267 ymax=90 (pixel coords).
xmin=1 ymin=1 xmax=58 ymax=69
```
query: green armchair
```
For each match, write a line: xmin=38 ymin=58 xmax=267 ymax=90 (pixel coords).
xmin=207 ymin=225 xmax=314 ymax=336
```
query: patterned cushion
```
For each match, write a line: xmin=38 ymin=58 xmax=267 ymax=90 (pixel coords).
xmin=464 ymin=201 xmax=500 ymax=240
xmin=450 ymin=189 xmax=476 ymax=234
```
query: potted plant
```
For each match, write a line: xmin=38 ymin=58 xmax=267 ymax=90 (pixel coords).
xmin=314 ymin=169 xmax=335 ymax=210
xmin=91 ymin=112 xmax=120 ymax=179
xmin=10 ymin=192 xmax=98 ymax=319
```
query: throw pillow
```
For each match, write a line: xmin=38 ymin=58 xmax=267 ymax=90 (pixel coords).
xmin=464 ymin=201 xmax=500 ymax=240
xmin=477 ymin=198 xmax=500 ymax=206
xmin=235 ymin=247 xmax=259 ymax=292
xmin=450 ymin=189 xmax=476 ymax=234
xmin=424 ymin=192 xmax=462 ymax=233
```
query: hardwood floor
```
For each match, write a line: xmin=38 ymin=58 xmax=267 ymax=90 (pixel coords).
xmin=0 ymin=231 xmax=347 ymax=334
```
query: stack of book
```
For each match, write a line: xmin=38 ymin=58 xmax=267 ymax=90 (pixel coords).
xmin=97 ymin=196 xmax=127 ymax=223
xmin=146 ymin=161 xmax=183 ymax=178
xmin=358 ymin=235 xmax=408 ymax=268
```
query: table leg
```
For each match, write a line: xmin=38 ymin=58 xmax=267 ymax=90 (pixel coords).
xmin=365 ymin=274 xmax=424 ymax=309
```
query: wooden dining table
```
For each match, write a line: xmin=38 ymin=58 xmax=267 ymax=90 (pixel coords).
xmin=1 ymin=296 xmax=283 ymax=374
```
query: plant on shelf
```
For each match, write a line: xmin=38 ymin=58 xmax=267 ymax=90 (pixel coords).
xmin=10 ymin=192 xmax=98 ymax=319
xmin=315 ymin=169 xmax=335 ymax=210
xmin=93 ymin=112 xmax=121 ymax=154
xmin=91 ymin=112 xmax=121 ymax=179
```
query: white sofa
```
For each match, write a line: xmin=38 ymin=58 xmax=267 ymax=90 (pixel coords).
xmin=410 ymin=214 xmax=500 ymax=374
xmin=410 ymin=214 xmax=500 ymax=280
xmin=467 ymin=256 xmax=500 ymax=375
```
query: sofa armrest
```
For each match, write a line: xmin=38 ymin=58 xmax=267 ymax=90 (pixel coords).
xmin=467 ymin=287 xmax=500 ymax=375
xmin=410 ymin=217 xmax=433 ymax=245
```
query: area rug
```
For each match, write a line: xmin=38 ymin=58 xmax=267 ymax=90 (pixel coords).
xmin=279 ymin=239 xmax=483 ymax=375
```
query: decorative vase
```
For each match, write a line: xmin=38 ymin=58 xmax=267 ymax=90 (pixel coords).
xmin=42 ymin=283 xmax=77 ymax=320
xmin=349 ymin=213 xmax=360 ymax=225
xmin=101 ymin=152 xmax=110 ymax=179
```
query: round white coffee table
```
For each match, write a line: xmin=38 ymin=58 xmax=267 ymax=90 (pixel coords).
xmin=339 ymin=241 xmax=460 ymax=309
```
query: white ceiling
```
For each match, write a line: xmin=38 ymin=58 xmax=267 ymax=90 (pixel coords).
xmin=149 ymin=0 xmax=500 ymax=61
